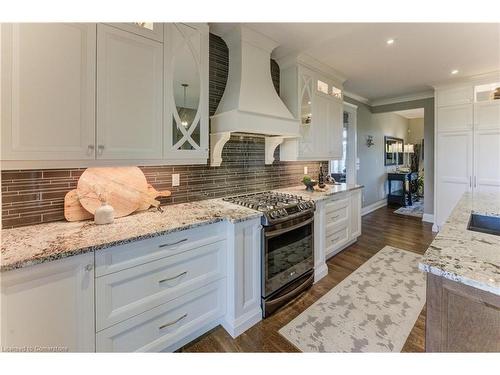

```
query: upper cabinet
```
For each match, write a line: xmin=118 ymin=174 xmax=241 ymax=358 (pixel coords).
xmin=97 ymin=24 xmax=163 ymax=160
xmin=1 ymin=23 xmax=209 ymax=169
xmin=280 ymin=60 xmax=345 ymax=161
xmin=1 ymin=23 xmax=96 ymax=161
xmin=164 ymin=23 xmax=209 ymax=161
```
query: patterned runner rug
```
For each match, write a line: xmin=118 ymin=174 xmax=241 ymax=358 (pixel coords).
xmin=394 ymin=199 xmax=424 ymax=218
xmin=279 ymin=246 xmax=426 ymax=352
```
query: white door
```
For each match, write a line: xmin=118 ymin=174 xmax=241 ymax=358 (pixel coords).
xmin=97 ymin=24 xmax=163 ymax=160
xmin=328 ymin=98 xmax=343 ymax=159
xmin=436 ymin=131 xmax=473 ymax=226
xmin=1 ymin=23 xmax=96 ymax=160
xmin=474 ymin=129 xmax=500 ymax=193
xmin=1 ymin=252 xmax=95 ymax=352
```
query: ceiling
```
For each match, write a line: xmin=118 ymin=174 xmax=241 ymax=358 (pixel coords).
xmin=210 ymin=23 xmax=500 ymax=101
xmin=393 ymin=108 xmax=425 ymax=119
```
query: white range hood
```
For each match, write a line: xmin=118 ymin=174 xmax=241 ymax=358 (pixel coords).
xmin=210 ymin=25 xmax=299 ymax=166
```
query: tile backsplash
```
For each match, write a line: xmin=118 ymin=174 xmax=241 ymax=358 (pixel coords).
xmin=1 ymin=33 xmax=328 ymax=229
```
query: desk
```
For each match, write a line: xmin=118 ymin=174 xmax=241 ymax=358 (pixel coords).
xmin=387 ymin=172 xmax=418 ymax=206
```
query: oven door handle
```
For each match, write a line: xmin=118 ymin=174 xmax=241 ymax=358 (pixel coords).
xmin=264 ymin=217 xmax=314 ymax=238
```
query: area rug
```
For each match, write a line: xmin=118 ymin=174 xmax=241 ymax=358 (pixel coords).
xmin=394 ymin=199 xmax=424 ymax=218
xmin=279 ymin=246 xmax=425 ymax=352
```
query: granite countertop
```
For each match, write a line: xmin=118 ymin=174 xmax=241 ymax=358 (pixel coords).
xmin=1 ymin=199 xmax=262 ymax=272
xmin=419 ymin=192 xmax=500 ymax=295
xmin=274 ymin=183 xmax=363 ymax=202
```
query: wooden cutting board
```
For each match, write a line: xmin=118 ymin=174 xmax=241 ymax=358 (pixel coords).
xmin=137 ymin=184 xmax=172 ymax=211
xmin=77 ymin=167 xmax=149 ymax=218
xmin=64 ymin=189 xmax=93 ymax=222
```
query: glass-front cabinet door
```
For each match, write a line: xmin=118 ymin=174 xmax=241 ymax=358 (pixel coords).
xmin=107 ymin=23 xmax=164 ymax=42
xmin=298 ymin=69 xmax=315 ymax=158
xmin=164 ymin=23 xmax=208 ymax=162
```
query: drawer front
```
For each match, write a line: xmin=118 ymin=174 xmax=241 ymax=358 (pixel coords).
xmin=96 ymin=279 xmax=225 ymax=352
xmin=325 ymin=222 xmax=349 ymax=255
xmin=96 ymin=240 xmax=226 ymax=331
xmin=95 ymin=222 xmax=225 ymax=276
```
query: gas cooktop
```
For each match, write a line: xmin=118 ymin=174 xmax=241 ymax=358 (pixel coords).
xmin=223 ymin=191 xmax=315 ymax=225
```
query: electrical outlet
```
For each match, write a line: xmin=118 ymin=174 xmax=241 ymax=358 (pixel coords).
xmin=172 ymin=173 xmax=180 ymax=187
xmin=303 ymin=166 xmax=308 ymax=175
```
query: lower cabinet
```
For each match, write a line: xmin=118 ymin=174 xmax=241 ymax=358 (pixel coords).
xmin=1 ymin=252 xmax=95 ymax=352
xmin=314 ymin=189 xmax=362 ymax=282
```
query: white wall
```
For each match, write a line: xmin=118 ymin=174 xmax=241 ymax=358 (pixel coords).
xmin=407 ymin=118 xmax=424 ymax=145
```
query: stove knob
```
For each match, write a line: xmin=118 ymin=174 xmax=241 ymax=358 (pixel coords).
xmin=269 ymin=211 xmax=277 ymax=219
xmin=280 ymin=208 xmax=288 ymax=216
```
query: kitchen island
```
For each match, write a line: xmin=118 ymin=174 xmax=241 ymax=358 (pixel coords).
xmin=419 ymin=191 xmax=500 ymax=352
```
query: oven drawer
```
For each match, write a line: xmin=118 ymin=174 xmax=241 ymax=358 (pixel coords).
xmin=95 ymin=222 xmax=225 ymax=276
xmin=325 ymin=221 xmax=349 ymax=256
xmin=96 ymin=240 xmax=226 ymax=331
xmin=96 ymin=279 xmax=225 ymax=352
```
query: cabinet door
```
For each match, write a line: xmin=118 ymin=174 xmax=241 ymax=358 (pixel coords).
xmin=474 ymin=129 xmax=500 ymax=193
xmin=297 ymin=71 xmax=315 ymax=158
xmin=474 ymin=101 xmax=500 ymax=130
xmin=435 ymin=131 xmax=473 ymax=227
xmin=1 ymin=253 xmax=95 ymax=352
xmin=164 ymin=23 xmax=208 ymax=162
xmin=437 ymin=104 xmax=473 ymax=132
xmin=1 ymin=23 xmax=96 ymax=160
xmin=328 ymin=98 xmax=344 ymax=159
xmin=311 ymin=93 xmax=329 ymax=158
xmin=97 ymin=24 xmax=163 ymax=160
xmin=437 ymin=85 xmax=473 ymax=107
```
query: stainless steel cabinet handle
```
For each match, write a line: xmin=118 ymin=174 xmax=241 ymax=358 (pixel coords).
xmin=159 ymin=313 xmax=188 ymax=330
xmin=469 ymin=176 xmax=472 ymax=189
xmin=331 ymin=215 xmax=339 ymax=220
xmin=84 ymin=264 xmax=93 ymax=272
xmin=332 ymin=237 xmax=340 ymax=242
xmin=97 ymin=145 xmax=105 ymax=155
xmin=158 ymin=238 xmax=188 ymax=248
xmin=474 ymin=176 xmax=477 ymax=188
xmin=158 ymin=271 xmax=187 ymax=284
xmin=87 ymin=145 xmax=95 ymax=155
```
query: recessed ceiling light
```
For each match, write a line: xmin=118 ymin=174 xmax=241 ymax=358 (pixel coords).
xmin=451 ymin=69 xmax=459 ymax=75
xmin=386 ymin=39 xmax=395 ymax=45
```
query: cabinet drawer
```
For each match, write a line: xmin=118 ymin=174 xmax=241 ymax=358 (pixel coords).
xmin=96 ymin=279 xmax=225 ymax=352
xmin=95 ymin=222 xmax=225 ymax=276
xmin=325 ymin=204 xmax=349 ymax=225
xmin=325 ymin=196 xmax=349 ymax=213
xmin=325 ymin=222 xmax=349 ymax=255
xmin=96 ymin=240 xmax=226 ymax=331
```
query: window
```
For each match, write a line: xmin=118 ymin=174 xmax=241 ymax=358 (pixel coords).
xmin=331 ymin=86 xmax=342 ymax=99
xmin=317 ymin=80 xmax=329 ymax=95
xmin=134 ymin=22 xmax=154 ymax=31
xmin=330 ymin=112 xmax=348 ymax=177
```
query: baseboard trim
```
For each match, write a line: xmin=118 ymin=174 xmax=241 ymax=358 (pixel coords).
xmin=314 ymin=263 xmax=328 ymax=283
xmin=221 ymin=307 xmax=262 ymax=339
xmin=422 ymin=213 xmax=434 ymax=223
xmin=361 ymin=198 xmax=387 ymax=216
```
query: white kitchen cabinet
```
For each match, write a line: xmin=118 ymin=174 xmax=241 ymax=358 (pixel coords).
xmin=279 ymin=59 xmax=345 ymax=162
xmin=314 ymin=189 xmax=362 ymax=282
xmin=164 ymin=23 xmax=209 ymax=163
xmin=1 ymin=252 xmax=95 ymax=352
xmin=473 ymin=129 xmax=500 ymax=193
xmin=1 ymin=23 xmax=96 ymax=161
xmin=434 ymin=76 xmax=500 ymax=229
xmin=97 ymin=24 xmax=163 ymax=160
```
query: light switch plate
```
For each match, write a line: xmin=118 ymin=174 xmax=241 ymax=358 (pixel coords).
xmin=172 ymin=174 xmax=180 ymax=187
xmin=303 ymin=166 xmax=308 ymax=175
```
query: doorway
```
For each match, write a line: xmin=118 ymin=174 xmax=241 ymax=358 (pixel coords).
xmin=329 ymin=102 xmax=358 ymax=185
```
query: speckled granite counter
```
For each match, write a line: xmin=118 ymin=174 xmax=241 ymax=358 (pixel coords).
xmin=1 ymin=199 xmax=262 ymax=272
xmin=273 ymin=183 xmax=363 ymax=202
xmin=419 ymin=192 xmax=500 ymax=296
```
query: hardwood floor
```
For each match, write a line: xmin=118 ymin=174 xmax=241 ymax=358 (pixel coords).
xmin=180 ymin=206 xmax=436 ymax=352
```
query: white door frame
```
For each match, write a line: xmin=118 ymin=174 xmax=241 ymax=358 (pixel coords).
xmin=343 ymin=101 xmax=358 ymax=185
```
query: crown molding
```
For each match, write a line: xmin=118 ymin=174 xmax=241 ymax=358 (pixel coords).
xmin=370 ymin=90 xmax=434 ymax=107
xmin=277 ymin=53 xmax=347 ymax=85
xmin=431 ymin=70 xmax=500 ymax=89
xmin=343 ymin=91 xmax=371 ymax=105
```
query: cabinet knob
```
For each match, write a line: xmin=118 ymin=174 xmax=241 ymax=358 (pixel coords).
xmin=84 ymin=264 xmax=94 ymax=272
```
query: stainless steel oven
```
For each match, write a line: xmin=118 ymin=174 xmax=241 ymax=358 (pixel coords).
xmin=261 ymin=211 xmax=314 ymax=317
